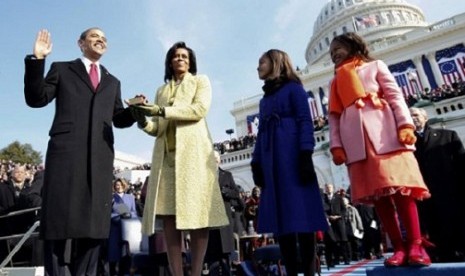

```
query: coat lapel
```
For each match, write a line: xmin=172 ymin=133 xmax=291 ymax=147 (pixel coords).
xmin=174 ymin=73 xmax=196 ymax=105
xmin=69 ymin=59 xmax=112 ymax=93
xmin=157 ymin=73 xmax=196 ymax=106
xmin=97 ymin=65 xmax=112 ymax=92
xmin=158 ymin=82 xmax=173 ymax=106
xmin=68 ymin=59 xmax=95 ymax=92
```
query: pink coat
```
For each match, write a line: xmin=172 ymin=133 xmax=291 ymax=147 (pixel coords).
xmin=329 ymin=60 xmax=415 ymax=164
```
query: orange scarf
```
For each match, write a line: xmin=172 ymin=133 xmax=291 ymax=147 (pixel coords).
xmin=329 ymin=57 xmax=366 ymax=115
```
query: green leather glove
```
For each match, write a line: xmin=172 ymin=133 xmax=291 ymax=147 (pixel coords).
xmin=132 ymin=104 xmax=163 ymax=117
xmin=129 ymin=106 xmax=147 ymax=127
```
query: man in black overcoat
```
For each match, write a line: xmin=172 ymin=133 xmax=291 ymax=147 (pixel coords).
xmin=410 ymin=107 xmax=465 ymax=262
xmin=203 ymin=152 xmax=241 ymax=273
xmin=322 ymin=183 xmax=349 ymax=266
xmin=24 ymin=28 xmax=135 ymax=275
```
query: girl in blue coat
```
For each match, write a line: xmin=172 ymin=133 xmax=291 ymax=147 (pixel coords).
xmin=251 ymin=49 xmax=328 ymax=276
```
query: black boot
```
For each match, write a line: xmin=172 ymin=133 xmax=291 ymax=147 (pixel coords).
xmin=278 ymin=234 xmax=299 ymax=276
xmin=298 ymin=233 xmax=316 ymax=276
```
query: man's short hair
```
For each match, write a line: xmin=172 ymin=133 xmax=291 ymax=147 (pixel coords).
xmin=410 ymin=107 xmax=428 ymax=119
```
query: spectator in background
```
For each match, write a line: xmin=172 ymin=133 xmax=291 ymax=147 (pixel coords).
xmin=0 ymin=163 xmax=8 ymax=184
xmin=323 ymin=183 xmax=349 ymax=266
xmin=342 ymin=197 xmax=364 ymax=261
xmin=107 ymin=178 xmax=138 ymax=276
xmin=0 ymin=165 xmax=42 ymax=231
xmin=133 ymin=177 xmax=143 ymax=190
xmin=203 ymin=151 xmax=242 ymax=273
xmin=410 ymin=107 xmax=465 ymax=262
xmin=0 ymin=165 xmax=43 ymax=265
xmin=232 ymin=186 xmax=247 ymax=237
xmin=356 ymin=203 xmax=383 ymax=260
xmin=134 ymin=189 xmax=144 ymax=218
xmin=244 ymin=186 xmax=260 ymax=232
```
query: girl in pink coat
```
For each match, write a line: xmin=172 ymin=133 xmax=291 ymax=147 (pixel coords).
xmin=328 ymin=32 xmax=431 ymax=267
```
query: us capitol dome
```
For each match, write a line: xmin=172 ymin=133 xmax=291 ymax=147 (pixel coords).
xmin=306 ymin=0 xmax=427 ymax=65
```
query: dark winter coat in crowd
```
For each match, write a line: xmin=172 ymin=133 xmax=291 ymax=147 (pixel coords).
xmin=323 ymin=192 xmax=348 ymax=242
xmin=206 ymin=168 xmax=241 ymax=258
xmin=356 ymin=203 xmax=382 ymax=259
xmin=0 ymin=171 xmax=43 ymax=235
xmin=414 ymin=123 xmax=465 ymax=261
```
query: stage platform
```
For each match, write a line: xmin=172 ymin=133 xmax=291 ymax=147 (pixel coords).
xmin=367 ymin=262 xmax=465 ymax=276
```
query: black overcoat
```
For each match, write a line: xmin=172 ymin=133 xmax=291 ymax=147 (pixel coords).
xmin=24 ymin=58 xmax=134 ymax=239
xmin=414 ymin=124 xmax=465 ymax=253
xmin=323 ymin=193 xmax=348 ymax=242
xmin=206 ymin=168 xmax=239 ymax=257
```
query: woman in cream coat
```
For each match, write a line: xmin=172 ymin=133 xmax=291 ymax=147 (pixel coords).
xmin=130 ymin=42 xmax=228 ymax=276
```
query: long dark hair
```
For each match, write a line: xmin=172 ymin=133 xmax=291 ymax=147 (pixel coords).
xmin=331 ymin=32 xmax=374 ymax=62
xmin=164 ymin=42 xmax=197 ymax=83
xmin=262 ymin=49 xmax=301 ymax=84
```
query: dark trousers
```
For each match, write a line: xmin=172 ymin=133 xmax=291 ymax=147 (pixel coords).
xmin=44 ymin=238 xmax=102 ymax=276
xmin=278 ymin=233 xmax=316 ymax=276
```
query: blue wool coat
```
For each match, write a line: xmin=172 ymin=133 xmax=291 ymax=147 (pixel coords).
xmin=252 ymin=81 xmax=328 ymax=236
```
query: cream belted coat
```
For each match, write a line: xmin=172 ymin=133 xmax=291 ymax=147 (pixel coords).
xmin=140 ymin=73 xmax=228 ymax=235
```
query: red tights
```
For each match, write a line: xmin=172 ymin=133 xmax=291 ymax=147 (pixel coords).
xmin=373 ymin=193 xmax=421 ymax=247
xmin=374 ymin=193 xmax=430 ymax=266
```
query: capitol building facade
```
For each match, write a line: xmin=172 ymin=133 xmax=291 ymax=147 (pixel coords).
xmin=225 ymin=0 xmax=465 ymax=191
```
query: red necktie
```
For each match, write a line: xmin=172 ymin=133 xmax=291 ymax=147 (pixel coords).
xmin=89 ymin=63 xmax=99 ymax=91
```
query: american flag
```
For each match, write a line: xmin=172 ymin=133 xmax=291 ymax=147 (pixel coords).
xmin=436 ymin=44 xmax=465 ymax=86
xmin=393 ymin=73 xmax=416 ymax=97
xmin=389 ymin=61 xmax=422 ymax=97
xmin=246 ymin=113 xmax=259 ymax=134
xmin=437 ymin=55 xmax=465 ymax=86
xmin=353 ymin=15 xmax=378 ymax=30
xmin=308 ymin=96 xmax=319 ymax=120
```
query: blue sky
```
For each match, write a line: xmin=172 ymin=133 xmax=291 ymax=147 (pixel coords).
xmin=1 ymin=0 xmax=463 ymax=162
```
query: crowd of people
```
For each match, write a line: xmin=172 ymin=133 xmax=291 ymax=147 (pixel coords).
xmin=0 ymin=158 xmax=263 ymax=275
xmin=321 ymin=183 xmax=383 ymax=268
xmin=405 ymin=81 xmax=465 ymax=106
xmin=213 ymin=133 xmax=257 ymax=155
xmin=0 ymin=161 xmax=44 ymax=266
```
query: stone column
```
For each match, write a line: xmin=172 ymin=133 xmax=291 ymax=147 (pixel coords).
xmin=426 ymin=52 xmax=445 ymax=87
xmin=412 ymin=55 xmax=430 ymax=91
xmin=314 ymin=89 xmax=323 ymax=117
xmin=317 ymin=86 xmax=330 ymax=117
